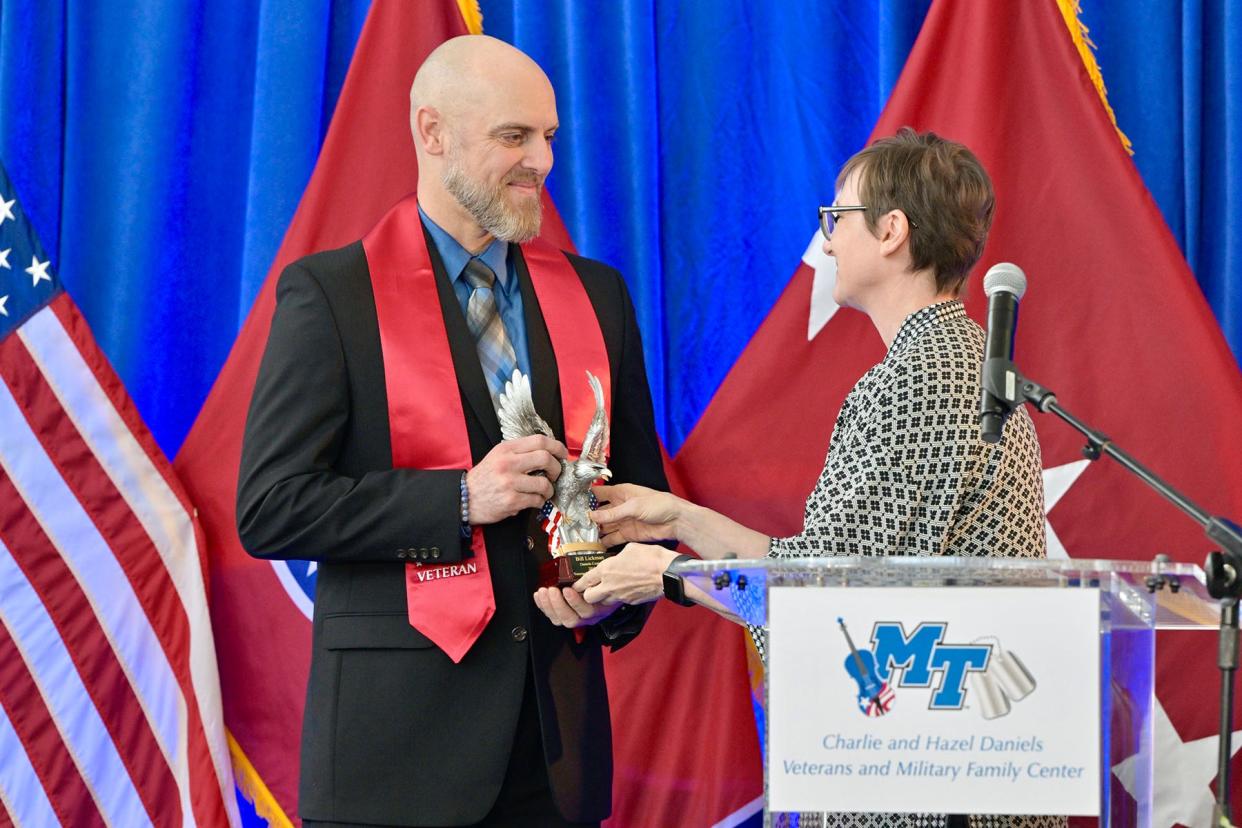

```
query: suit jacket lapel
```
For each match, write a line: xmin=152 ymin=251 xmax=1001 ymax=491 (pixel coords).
xmin=514 ymin=248 xmax=565 ymax=444
xmin=423 ymin=225 xmax=504 ymax=446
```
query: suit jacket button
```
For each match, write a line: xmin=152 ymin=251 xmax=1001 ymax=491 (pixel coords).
xmin=511 ymin=625 xmax=528 ymax=642
xmin=525 ymin=536 xmax=535 ymax=551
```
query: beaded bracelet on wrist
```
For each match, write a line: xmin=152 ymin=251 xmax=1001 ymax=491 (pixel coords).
xmin=459 ymin=472 xmax=471 ymax=539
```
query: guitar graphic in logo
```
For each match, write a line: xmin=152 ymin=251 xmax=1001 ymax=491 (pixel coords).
xmin=838 ymin=617 xmax=895 ymax=717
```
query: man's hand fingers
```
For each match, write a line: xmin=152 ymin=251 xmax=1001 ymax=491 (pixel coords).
xmin=533 ymin=588 xmax=568 ymax=627
xmin=553 ymin=591 xmax=583 ymax=625
xmin=470 ymin=439 xmax=571 ymax=524
xmin=513 ymin=435 xmax=568 ymax=461
xmin=532 ymin=588 xmax=555 ymax=625
xmin=538 ymin=587 xmax=582 ymax=627
xmin=561 ymin=588 xmax=588 ymax=615
xmin=514 ymin=473 xmax=554 ymax=500
xmin=545 ymin=437 xmax=569 ymax=461
xmin=513 ymin=448 xmax=562 ymax=481
xmin=561 ymin=587 xmax=597 ymax=618
xmin=536 ymin=451 xmax=562 ymax=480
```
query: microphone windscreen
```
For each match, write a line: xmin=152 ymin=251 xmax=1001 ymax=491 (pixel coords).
xmin=983 ymin=262 xmax=1027 ymax=300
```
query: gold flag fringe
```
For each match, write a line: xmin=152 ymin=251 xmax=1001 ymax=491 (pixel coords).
xmin=229 ymin=731 xmax=295 ymax=828
xmin=1055 ymin=0 xmax=1134 ymax=155
xmin=456 ymin=0 xmax=484 ymax=35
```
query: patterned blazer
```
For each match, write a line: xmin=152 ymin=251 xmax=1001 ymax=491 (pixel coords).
xmin=757 ymin=301 xmax=1060 ymax=828
xmin=770 ymin=300 xmax=1045 ymax=564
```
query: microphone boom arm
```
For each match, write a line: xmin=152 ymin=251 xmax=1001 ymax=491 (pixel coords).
xmin=984 ymin=355 xmax=1242 ymax=826
xmin=983 ymin=357 xmax=1241 ymax=560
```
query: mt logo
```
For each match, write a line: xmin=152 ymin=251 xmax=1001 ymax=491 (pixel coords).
xmin=836 ymin=619 xmax=1036 ymax=719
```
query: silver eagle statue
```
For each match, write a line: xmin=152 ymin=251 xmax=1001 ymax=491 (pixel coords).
xmin=497 ymin=369 xmax=611 ymax=545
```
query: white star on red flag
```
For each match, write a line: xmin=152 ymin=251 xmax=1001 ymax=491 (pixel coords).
xmin=803 ymin=230 xmax=840 ymax=341
xmin=1113 ymin=698 xmax=1242 ymax=827
xmin=1043 ymin=460 xmax=1091 ymax=559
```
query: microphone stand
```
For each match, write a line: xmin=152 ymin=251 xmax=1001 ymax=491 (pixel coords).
xmin=983 ymin=357 xmax=1242 ymax=827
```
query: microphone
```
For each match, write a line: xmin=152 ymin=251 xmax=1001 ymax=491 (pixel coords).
xmin=979 ymin=263 xmax=1027 ymax=444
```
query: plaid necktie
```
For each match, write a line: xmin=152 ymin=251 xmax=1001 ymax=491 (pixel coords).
xmin=462 ymin=257 xmax=518 ymax=404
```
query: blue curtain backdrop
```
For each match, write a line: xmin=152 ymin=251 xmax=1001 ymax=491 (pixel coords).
xmin=0 ymin=0 xmax=1238 ymax=458
xmin=1078 ymin=0 xmax=1241 ymax=370
xmin=1 ymin=0 xmax=1239 ymax=824
xmin=483 ymin=1 xmax=933 ymax=450
xmin=0 ymin=0 xmax=371 ymax=453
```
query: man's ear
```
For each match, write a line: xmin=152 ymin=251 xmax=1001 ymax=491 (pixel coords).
xmin=414 ymin=106 xmax=445 ymax=156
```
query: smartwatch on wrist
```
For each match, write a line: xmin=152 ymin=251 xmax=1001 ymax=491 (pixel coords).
xmin=662 ymin=553 xmax=696 ymax=607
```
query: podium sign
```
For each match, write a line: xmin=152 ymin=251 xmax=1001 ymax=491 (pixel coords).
xmin=675 ymin=555 xmax=1217 ymax=824
xmin=768 ymin=587 xmax=1101 ymax=814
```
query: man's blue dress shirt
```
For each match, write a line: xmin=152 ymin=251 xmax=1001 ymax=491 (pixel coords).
xmin=418 ymin=206 xmax=532 ymax=379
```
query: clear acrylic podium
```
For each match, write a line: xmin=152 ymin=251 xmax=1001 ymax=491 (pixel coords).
xmin=673 ymin=555 xmax=1218 ymax=826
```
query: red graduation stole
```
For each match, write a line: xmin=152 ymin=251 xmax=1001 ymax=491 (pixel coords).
xmin=363 ymin=194 xmax=611 ymax=663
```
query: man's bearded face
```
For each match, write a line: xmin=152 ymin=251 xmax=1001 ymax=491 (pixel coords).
xmin=443 ymin=143 xmax=544 ymax=243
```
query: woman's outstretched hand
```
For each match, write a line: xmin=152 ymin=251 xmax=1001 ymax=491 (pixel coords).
xmin=590 ymin=483 xmax=686 ymax=546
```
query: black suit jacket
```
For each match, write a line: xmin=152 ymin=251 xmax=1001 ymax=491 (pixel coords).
xmin=236 ymin=228 xmax=667 ymax=826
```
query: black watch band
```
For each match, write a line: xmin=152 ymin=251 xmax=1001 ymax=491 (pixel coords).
xmin=662 ymin=553 xmax=696 ymax=607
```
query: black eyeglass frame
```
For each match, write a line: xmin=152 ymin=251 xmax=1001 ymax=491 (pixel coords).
xmin=819 ymin=205 xmax=919 ymax=237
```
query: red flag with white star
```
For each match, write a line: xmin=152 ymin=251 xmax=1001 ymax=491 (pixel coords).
xmin=666 ymin=0 xmax=1242 ymax=824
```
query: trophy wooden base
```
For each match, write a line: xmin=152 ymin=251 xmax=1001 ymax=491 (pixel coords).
xmin=539 ymin=542 xmax=613 ymax=588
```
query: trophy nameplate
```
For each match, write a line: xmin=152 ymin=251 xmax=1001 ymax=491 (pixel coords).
xmin=538 ymin=541 xmax=614 ymax=589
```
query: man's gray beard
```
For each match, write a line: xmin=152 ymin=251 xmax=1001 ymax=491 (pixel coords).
xmin=442 ymin=161 xmax=542 ymax=243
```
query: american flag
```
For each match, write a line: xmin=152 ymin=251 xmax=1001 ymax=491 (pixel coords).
xmin=540 ymin=500 xmax=564 ymax=557
xmin=0 ymin=162 xmax=238 ymax=826
xmin=539 ymin=490 xmax=600 ymax=557
xmin=862 ymin=683 xmax=895 ymax=718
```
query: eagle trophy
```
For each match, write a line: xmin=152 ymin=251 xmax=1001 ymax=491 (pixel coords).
xmin=497 ymin=369 xmax=612 ymax=586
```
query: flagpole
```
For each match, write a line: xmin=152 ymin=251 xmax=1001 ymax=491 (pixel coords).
xmin=982 ymin=357 xmax=1242 ymax=825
